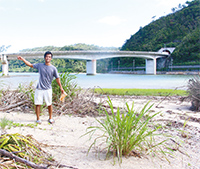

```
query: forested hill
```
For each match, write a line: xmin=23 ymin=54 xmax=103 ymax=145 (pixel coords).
xmin=20 ymin=43 xmax=119 ymax=52
xmin=121 ymin=0 xmax=200 ymax=65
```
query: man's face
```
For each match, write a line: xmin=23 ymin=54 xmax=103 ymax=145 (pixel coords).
xmin=44 ymin=54 xmax=52 ymax=64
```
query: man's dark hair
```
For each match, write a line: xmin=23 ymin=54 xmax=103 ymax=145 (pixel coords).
xmin=44 ymin=51 xmax=53 ymax=58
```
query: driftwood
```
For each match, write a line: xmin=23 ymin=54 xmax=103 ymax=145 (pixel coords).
xmin=0 ymin=100 xmax=29 ymax=111
xmin=0 ymin=86 xmax=108 ymax=117
xmin=0 ymin=149 xmax=47 ymax=169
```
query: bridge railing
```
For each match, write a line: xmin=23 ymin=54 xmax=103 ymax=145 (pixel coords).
xmin=168 ymin=65 xmax=200 ymax=69
xmin=110 ymin=66 xmax=145 ymax=71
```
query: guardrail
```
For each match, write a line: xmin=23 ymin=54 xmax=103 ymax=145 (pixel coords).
xmin=111 ymin=66 xmax=145 ymax=71
xmin=169 ymin=65 xmax=200 ymax=69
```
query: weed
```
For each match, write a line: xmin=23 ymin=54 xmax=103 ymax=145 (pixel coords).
xmin=83 ymin=96 xmax=172 ymax=164
xmin=0 ymin=117 xmax=13 ymax=133
xmin=26 ymin=123 xmax=37 ymax=128
xmin=0 ymin=117 xmax=38 ymax=132
xmin=52 ymin=72 xmax=78 ymax=102
xmin=179 ymin=118 xmax=190 ymax=138
xmin=47 ymin=154 xmax=54 ymax=161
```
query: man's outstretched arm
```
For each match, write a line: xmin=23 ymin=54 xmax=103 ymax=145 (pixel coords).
xmin=17 ymin=56 xmax=33 ymax=68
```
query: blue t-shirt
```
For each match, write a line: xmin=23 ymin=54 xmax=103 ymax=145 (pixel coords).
xmin=33 ymin=63 xmax=59 ymax=90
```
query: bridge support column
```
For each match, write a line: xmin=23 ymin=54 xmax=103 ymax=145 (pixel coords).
xmin=1 ymin=54 xmax=9 ymax=76
xmin=86 ymin=60 xmax=96 ymax=75
xmin=145 ymin=58 xmax=156 ymax=75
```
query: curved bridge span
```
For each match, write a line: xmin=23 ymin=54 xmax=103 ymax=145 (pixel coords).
xmin=1 ymin=48 xmax=175 ymax=75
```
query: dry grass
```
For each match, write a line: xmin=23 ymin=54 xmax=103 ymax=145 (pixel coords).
xmin=187 ymin=74 xmax=200 ymax=111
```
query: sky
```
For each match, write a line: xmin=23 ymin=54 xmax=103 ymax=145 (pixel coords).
xmin=0 ymin=0 xmax=189 ymax=53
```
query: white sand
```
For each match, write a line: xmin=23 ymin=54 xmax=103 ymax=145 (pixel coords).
xmin=0 ymin=96 xmax=200 ymax=169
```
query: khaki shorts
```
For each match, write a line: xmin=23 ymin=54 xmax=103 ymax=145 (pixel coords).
xmin=34 ymin=89 xmax=52 ymax=106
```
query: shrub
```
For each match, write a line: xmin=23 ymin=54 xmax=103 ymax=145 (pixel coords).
xmin=84 ymin=97 xmax=172 ymax=163
xmin=187 ymin=74 xmax=200 ymax=111
xmin=52 ymin=72 xmax=78 ymax=102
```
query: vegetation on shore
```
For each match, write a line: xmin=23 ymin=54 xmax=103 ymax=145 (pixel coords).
xmin=187 ymin=74 xmax=200 ymax=110
xmin=94 ymin=88 xmax=187 ymax=96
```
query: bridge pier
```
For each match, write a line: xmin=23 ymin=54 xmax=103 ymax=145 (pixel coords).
xmin=86 ymin=60 xmax=96 ymax=75
xmin=1 ymin=54 xmax=9 ymax=76
xmin=145 ymin=58 xmax=156 ymax=75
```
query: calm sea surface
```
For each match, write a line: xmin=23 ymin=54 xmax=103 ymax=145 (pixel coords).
xmin=0 ymin=72 xmax=194 ymax=90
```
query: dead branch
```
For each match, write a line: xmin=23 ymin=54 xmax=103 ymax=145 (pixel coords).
xmin=155 ymin=86 xmax=186 ymax=108
xmin=0 ymin=100 xmax=29 ymax=111
xmin=0 ymin=149 xmax=47 ymax=169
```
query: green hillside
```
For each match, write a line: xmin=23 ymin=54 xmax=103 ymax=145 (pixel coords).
xmin=121 ymin=0 xmax=200 ymax=65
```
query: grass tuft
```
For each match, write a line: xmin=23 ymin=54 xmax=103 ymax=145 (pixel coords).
xmin=83 ymin=96 xmax=173 ymax=164
xmin=0 ymin=117 xmax=13 ymax=133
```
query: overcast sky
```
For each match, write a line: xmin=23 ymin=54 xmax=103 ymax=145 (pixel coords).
xmin=0 ymin=0 xmax=188 ymax=53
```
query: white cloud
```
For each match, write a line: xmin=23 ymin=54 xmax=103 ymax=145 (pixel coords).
xmin=97 ymin=16 xmax=126 ymax=26
xmin=38 ymin=0 xmax=45 ymax=2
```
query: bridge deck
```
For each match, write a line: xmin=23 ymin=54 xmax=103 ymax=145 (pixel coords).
xmin=2 ymin=50 xmax=169 ymax=60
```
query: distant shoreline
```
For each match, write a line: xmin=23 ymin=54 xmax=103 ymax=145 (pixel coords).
xmin=109 ymin=71 xmax=200 ymax=75
xmin=1 ymin=71 xmax=199 ymax=77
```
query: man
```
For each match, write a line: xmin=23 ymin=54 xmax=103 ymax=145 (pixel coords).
xmin=17 ymin=51 xmax=64 ymax=124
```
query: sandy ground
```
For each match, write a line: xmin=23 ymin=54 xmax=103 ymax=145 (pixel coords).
xmin=0 ymin=95 xmax=200 ymax=169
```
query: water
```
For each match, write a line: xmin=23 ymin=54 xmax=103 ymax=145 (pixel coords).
xmin=0 ymin=72 xmax=194 ymax=90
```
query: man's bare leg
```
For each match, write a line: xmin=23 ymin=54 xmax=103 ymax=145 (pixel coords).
xmin=48 ymin=105 xmax=53 ymax=119
xmin=35 ymin=105 xmax=41 ymax=124
xmin=48 ymin=105 xmax=54 ymax=124
xmin=36 ymin=105 xmax=41 ymax=120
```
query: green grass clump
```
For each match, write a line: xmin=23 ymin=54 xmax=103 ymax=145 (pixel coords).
xmin=94 ymin=88 xmax=187 ymax=96
xmin=0 ymin=117 xmax=13 ymax=133
xmin=83 ymin=97 xmax=172 ymax=164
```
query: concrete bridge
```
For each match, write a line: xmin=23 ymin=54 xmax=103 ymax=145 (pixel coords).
xmin=0 ymin=47 xmax=175 ymax=75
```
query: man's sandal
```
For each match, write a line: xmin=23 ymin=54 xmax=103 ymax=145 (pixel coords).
xmin=48 ymin=119 xmax=55 ymax=124
xmin=36 ymin=120 xmax=42 ymax=124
